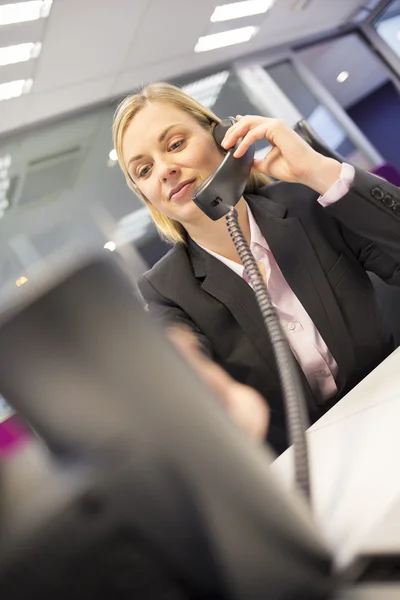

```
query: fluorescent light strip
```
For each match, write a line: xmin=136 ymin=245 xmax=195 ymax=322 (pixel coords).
xmin=195 ymin=26 xmax=258 ymax=52
xmin=0 ymin=0 xmax=52 ymax=26
xmin=0 ymin=42 xmax=41 ymax=67
xmin=182 ymin=71 xmax=229 ymax=96
xmin=182 ymin=71 xmax=229 ymax=108
xmin=0 ymin=79 xmax=33 ymax=101
xmin=210 ymin=0 xmax=276 ymax=22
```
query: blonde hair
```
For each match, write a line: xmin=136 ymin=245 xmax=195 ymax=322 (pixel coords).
xmin=112 ymin=82 xmax=270 ymax=244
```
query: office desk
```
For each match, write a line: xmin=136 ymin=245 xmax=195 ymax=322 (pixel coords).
xmin=271 ymin=347 xmax=400 ymax=568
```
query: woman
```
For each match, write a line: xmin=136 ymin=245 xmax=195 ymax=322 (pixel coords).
xmin=113 ymin=83 xmax=400 ymax=454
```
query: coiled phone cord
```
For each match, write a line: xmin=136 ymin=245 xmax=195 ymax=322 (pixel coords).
xmin=225 ymin=206 xmax=311 ymax=501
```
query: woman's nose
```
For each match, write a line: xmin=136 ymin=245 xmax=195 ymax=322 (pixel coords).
xmin=157 ymin=161 xmax=179 ymax=183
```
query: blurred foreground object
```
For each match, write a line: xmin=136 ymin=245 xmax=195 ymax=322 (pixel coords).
xmin=0 ymin=244 xmax=333 ymax=599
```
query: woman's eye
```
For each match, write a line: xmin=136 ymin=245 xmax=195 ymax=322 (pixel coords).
xmin=168 ymin=139 xmax=184 ymax=151
xmin=138 ymin=165 xmax=151 ymax=178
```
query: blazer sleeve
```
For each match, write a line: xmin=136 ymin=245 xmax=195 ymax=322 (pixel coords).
xmin=324 ymin=167 xmax=400 ymax=286
xmin=138 ymin=273 xmax=213 ymax=357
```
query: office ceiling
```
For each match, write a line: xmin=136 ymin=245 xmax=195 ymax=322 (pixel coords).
xmin=298 ymin=32 xmax=391 ymax=109
xmin=0 ymin=0 xmax=378 ymax=136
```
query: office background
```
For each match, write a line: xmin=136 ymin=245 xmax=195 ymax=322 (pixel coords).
xmin=1 ymin=0 xmax=400 ymax=423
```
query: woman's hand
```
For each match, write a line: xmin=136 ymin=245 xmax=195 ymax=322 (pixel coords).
xmin=167 ymin=326 xmax=269 ymax=443
xmin=221 ymin=115 xmax=342 ymax=195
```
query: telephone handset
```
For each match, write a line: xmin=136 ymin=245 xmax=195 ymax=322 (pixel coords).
xmin=191 ymin=115 xmax=342 ymax=499
xmin=192 ymin=117 xmax=255 ymax=221
xmin=192 ymin=118 xmax=342 ymax=222
xmin=191 ymin=116 xmax=311 ymax=500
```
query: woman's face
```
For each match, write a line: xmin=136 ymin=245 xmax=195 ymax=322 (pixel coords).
xmin=122 ymin=101 xmax=223 ymax=226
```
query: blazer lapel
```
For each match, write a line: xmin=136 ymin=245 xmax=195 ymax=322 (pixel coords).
xmin=189 ymin=239 xmax=277 ymax=369
xmin=247 ymin=193 xmax=355 ymax=389
xmin=190 ymin=240 xmax=320 ymax=412
xmin=188 ymin=186 xmax=355 ymax=395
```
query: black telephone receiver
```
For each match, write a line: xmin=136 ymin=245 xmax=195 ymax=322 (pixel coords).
xmin=192 ymin=117 xmax=255 ymax=221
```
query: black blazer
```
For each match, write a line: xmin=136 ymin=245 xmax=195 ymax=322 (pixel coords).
xmin=138 ymin=167 xmax=400 ymax=454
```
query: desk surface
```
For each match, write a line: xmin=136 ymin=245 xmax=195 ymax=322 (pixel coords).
xmin=271 ymin=346 xmax=400 ymax=568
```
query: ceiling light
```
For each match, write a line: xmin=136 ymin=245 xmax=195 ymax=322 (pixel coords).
xmin=109 ymin=149 xmax=118 ymax=161
xmin=0 ymin=42 xmax=41 ymax=67
xmin=104 ymin=241 xmax=116 ymax=251
xmin=0 ymin=0 xmax=52 ymax=26
xmin=336 ymin=71 xmax=349 ymax=83
xmin=16 ymin=276 xmax=28 ymax=287
xmin=195 ymin=26 xmax=258 ymax=52
xmin=210 ymin=0 xmax=276 ymax=22
xmin=0 ymin=79 xmax=33 ymax=101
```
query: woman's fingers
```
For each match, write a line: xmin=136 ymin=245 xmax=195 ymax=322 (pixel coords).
xmin=221 ymin=116 xmax=287 ymax=160
xmin=221 ymin=115 xmax=266 ymax=149
xmin=233 ymin=123 xmax=269 ymax=158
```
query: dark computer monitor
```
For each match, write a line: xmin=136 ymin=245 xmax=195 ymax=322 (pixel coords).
xmin=0 ymin=254 xmax=334 ymax=599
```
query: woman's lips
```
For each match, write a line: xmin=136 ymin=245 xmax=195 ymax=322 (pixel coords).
xmin=169 ymin=179 xmax=196 ymax=202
